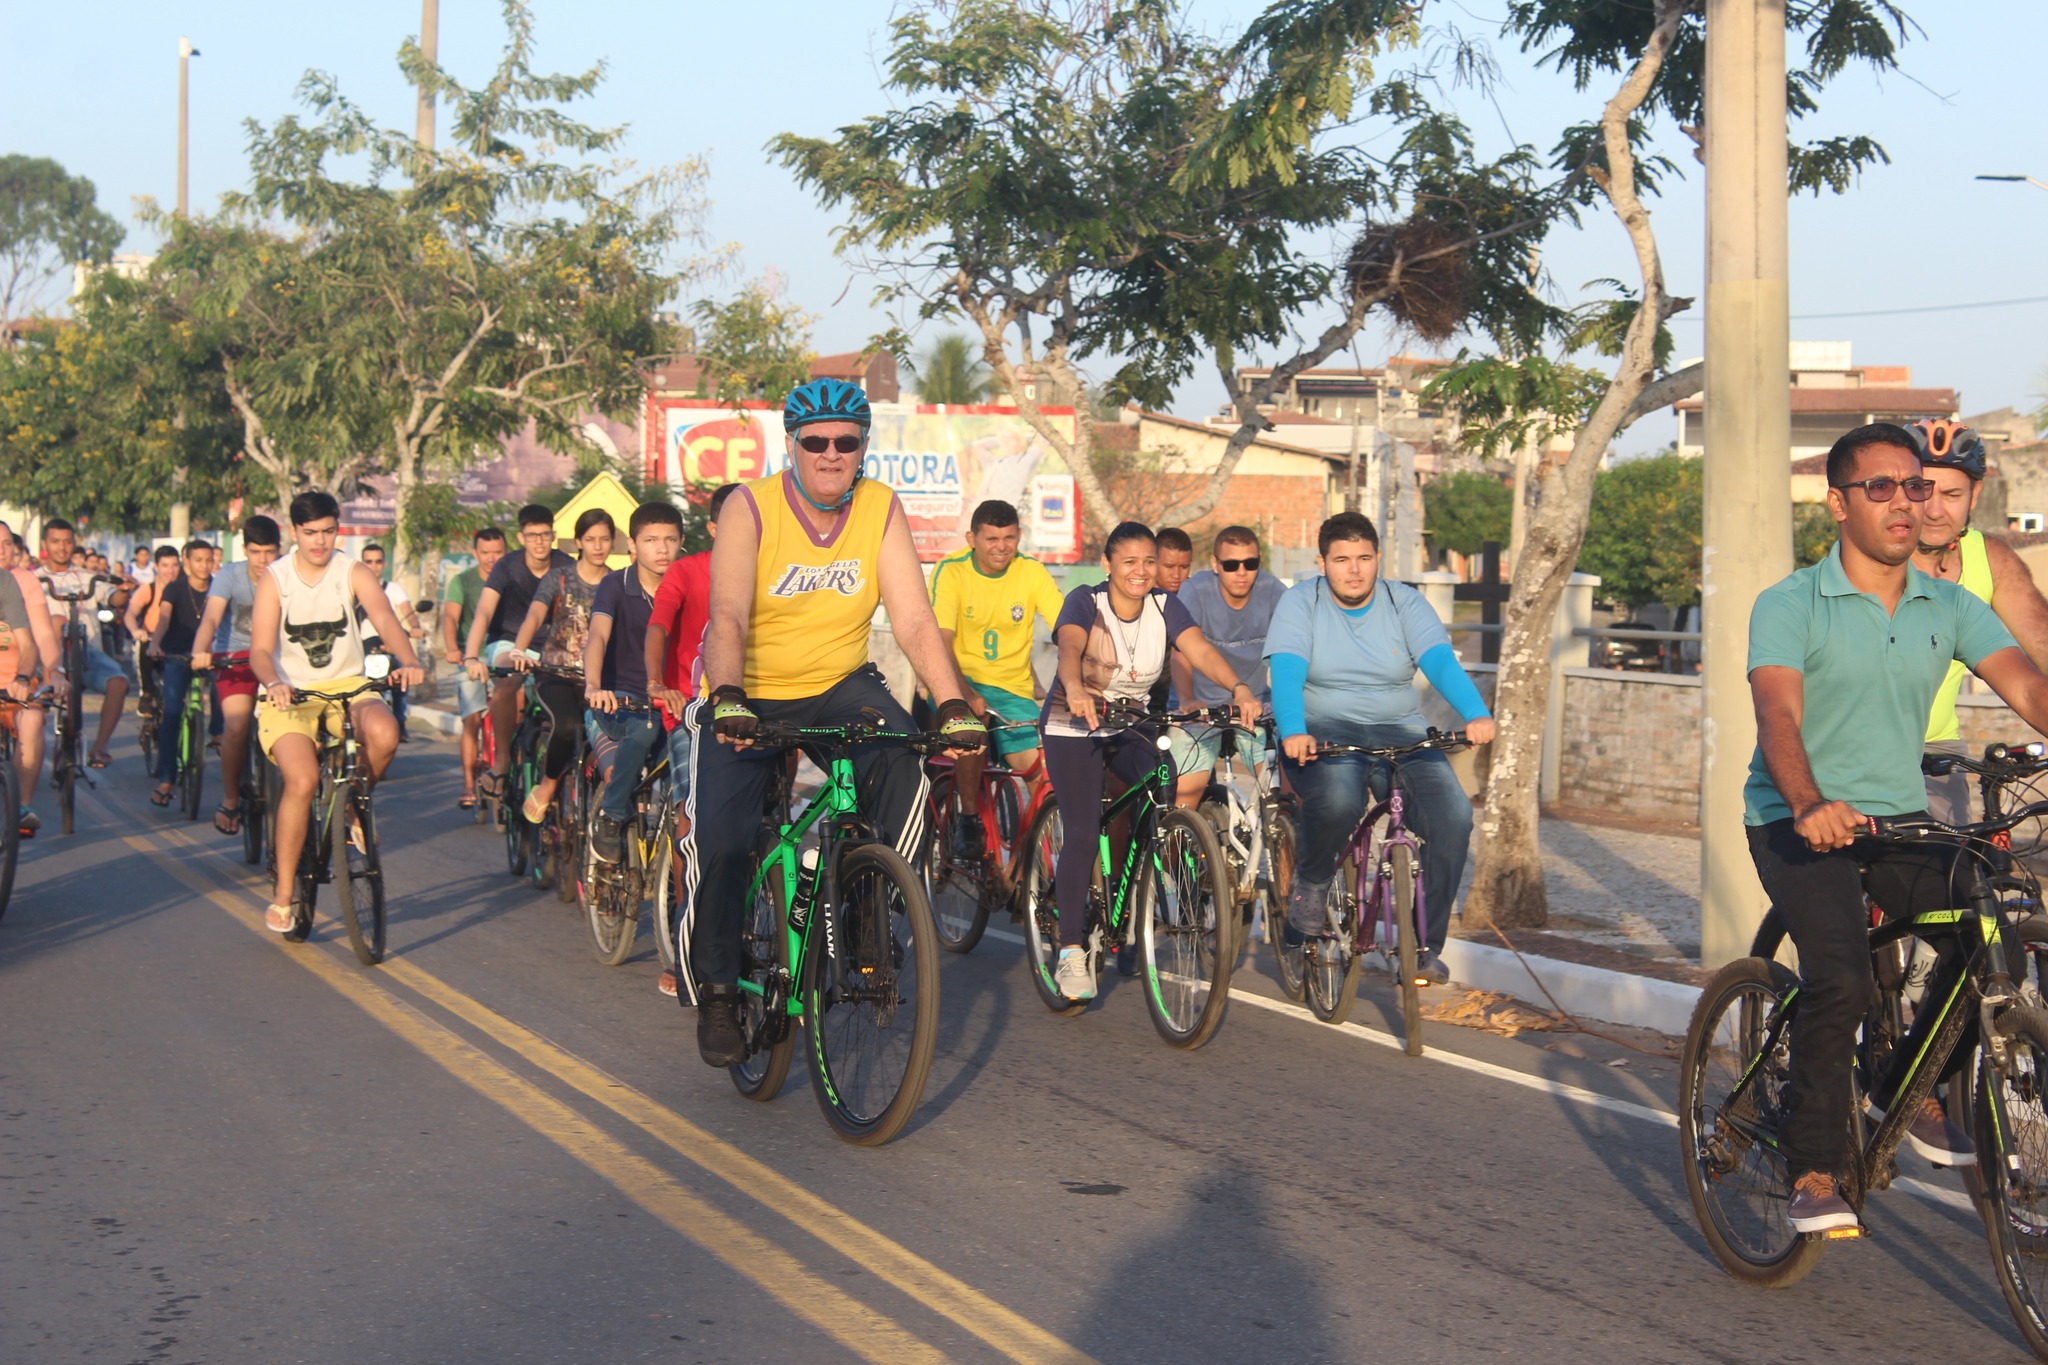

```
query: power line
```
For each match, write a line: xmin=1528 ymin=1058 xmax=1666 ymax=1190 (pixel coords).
xmin=1670 ymin=294 xmax=2048 ymax=322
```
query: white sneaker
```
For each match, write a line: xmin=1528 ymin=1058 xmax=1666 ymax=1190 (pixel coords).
xmin=1053 ymin=947 xmax=1096 ymax=1002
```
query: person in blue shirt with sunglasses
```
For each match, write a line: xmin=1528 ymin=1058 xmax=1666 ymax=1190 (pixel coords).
xmin=1265 ymin=511 xmax=1495 ymax=986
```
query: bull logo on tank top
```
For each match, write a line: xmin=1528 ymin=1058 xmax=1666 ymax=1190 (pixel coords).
xmin=767 ymin=560 xmax=865 ymax=598
xmin=286 ymin=616 xmax=349 ymax=668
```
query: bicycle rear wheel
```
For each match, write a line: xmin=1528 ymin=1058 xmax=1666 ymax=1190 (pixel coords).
xmin=731 ymin=833 xmax=794 ymax=1101
xmin=1306 ymin=850 xmax=1362 ymax=1025
xmin=1391 ymin=844 xmax=1423 ymax=1056
xmin=803 ymin=843 xmax=938 ymax=1145
xmin=1677 ymin=956 xmax=1823 ymax=1287
xmin=331 ymin=794 xmax=386 ymax=966
xmin=180 ymin=707 xmax=205 ymax=821
xmin=0 ymin=754 xmax=20 ymax=923
xmin=925 ymin=775 xmax=990 ymax=954
xmin=579 ymin=819 xmax=639 ymax=966
xmin=503 ymin=744 xmax=532 ymax=878
xmin=1018 ymin=797 xmax=1085 ymax=1016
xmin=1975 ymin=1005 xmax=2048 ymax=1360
xmin=1263 ymin=808 xmax=1304 ymax=1000
xmin=1141 ymin=807 xmax=1234 ymax=1049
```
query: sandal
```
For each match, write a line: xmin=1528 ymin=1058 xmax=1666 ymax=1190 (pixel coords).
xmin=457 ymin=792 xmax=477 ymax=811
xmin=213 ymin=805 xmax=242 ymax=836
xmin=88 ymin=750 xmax=112 ymax=769
xmin=657 ymin=969 xmax=680 ymax=999
xmin=150 ymin=784 xmax=174 ymax=807
xmin=522 ymin=789 xmax=550 ymax=825
xmin=264 ymin=903 xmax=296 ymax=934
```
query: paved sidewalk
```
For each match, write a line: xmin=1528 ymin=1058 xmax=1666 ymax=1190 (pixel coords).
xmin=1454 ymin=813 xmax=1703 ymax=967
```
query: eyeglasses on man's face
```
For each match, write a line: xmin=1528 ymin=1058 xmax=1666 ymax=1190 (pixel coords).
xmin=1217 ymin=556 xmax=1260 ymax=573
xmin=1831 ymin=476 xmax=1935 ymax=504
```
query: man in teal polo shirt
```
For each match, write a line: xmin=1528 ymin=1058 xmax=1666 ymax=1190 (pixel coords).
xmin=1746 ymin=422 xmax=2048 ymax=1234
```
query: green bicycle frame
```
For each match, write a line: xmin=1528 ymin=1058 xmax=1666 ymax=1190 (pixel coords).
xmin=739 ymin=750 xmax=863 ymax=1018
xmin=1095 ymin=749 xmax=1177 ymax=939
xmin=176 ymin=669 xmax=209 ymax=774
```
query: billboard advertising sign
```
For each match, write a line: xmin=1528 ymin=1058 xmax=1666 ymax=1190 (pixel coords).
xmin=651 ymin=400 xmax=1082 ymax=563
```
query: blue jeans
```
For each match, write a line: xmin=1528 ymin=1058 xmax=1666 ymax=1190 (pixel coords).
xmin=587 ymin=707 xmax=661 ymax=825
xmin=154 ymin=656 xmax=194 ymax=786
xmin=1282 ymin=721 xmax=1474 ymax=952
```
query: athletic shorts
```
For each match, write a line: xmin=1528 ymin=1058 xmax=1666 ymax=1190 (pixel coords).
xmin=258 ymin=677 xmax=380 ymax=757
xmin=1166 ymin=721 xmax=1262 ymax=781
xmin=968 ymin=682 xmax=1042 ymax=758
xmin=456 ymin=675 xmax=489 ymax=717
xmin=213 ymin=659 xmax=259 ymax=703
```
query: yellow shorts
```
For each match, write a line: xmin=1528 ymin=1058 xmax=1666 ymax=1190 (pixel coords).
xmin=257 ymin=677 xmax=379 ymax=757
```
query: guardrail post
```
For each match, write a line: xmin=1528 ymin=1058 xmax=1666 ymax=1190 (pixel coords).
xmin=1541 ymin=573 xmax=1599 ymax=803
xmin=1415 ymin=570 xmax=1460 ymax=633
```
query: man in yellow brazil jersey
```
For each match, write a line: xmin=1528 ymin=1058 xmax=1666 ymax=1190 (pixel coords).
xmin=1907 ymin=418 xmax=2048 ymax=821
xmin=929 ymin=498 xmax=1064 ymax=860
xmin=683 ymin=379 xmax=987 ymax=1067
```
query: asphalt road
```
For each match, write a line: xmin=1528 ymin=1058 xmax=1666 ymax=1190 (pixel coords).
xmin=2 ymin=720 xmax=2039 ymax=1364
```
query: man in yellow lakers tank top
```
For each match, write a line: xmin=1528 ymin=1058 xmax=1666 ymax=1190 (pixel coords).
xmin=682 ymin=379 xmax=987 ymax=1068
xmin=1908 ymin=419 xmax=2048 ymax=820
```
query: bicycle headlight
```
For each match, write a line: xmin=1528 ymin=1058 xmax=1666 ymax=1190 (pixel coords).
xmin=95 ymin=608 xmax=115 ymax=623
xmin=1155 ymin=733 xmax=1172 ymax=752
xmin=364 ymin=652 xmax=393 ymax=681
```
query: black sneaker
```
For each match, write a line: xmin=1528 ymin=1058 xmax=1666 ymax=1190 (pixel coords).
xmin=949 ymin=810 xmax=985 ymax=862
xmin=1786 ymin=1171 xmax=1857 ymax=1234
xmin=591 ymin=815 xmax=624 ymax=864
xmin=1414 ymin=949 xmax=1450 ymax=987
xmin=696 ymin=983 xmax=747 ymax=1067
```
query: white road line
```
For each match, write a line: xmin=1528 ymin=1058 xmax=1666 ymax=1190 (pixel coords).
xmin=979 ymin=921 xmax=1979 ymax=1218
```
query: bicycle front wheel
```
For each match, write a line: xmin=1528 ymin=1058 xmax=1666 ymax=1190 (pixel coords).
xmin=331 ymin=795 xmax=386 ymax=966
xmin=1306 ymin=850 xmax=1362 ymax=1025
xmin=580 ymin=839 xmax=639 ymax=967
xmin=1976 ymin=1006 xmax=2048 ymax=1360
xmin=241 ymin=756 xmax=267 ymax=867
xmin=1392 ymin=844 xmax=1423 ymax=1057
xmin=1140 ymin=807 xmax=1234 ymax=1049
xmin=503 ymin=755 xmax=532 ymax=878
xmin=180 ymin=708 xmax=206 ymax=821
xmin=554 ymin=768 xmax=584 ymax=904
xmin=924 ymin=775 xmax=989 ymax=954
xmin=803 ymin=843 xmax=939 ymax=1146
xmin=0 ymin=755 xmax=20 ymax=923
xmin=1677 ymin=956 xmax=1822 ymax=1287
xmin=1264 ymin=809 xmax=1305 ymax=1001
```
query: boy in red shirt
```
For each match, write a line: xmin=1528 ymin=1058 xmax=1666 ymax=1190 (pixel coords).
xmin=646 ymin=482 xmax=737 ymax=998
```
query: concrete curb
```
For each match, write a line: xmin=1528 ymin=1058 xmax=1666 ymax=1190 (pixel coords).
xmin=1437 ymin=938 xmax=1702 ymax=1037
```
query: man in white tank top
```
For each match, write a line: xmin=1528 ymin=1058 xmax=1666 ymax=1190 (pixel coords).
xmin=249 ymin=491 xmax=424 ymax=933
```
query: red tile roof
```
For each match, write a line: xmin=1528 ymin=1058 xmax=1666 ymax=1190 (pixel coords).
xmin=1675 ymin=386 xmax=1959 ymax=415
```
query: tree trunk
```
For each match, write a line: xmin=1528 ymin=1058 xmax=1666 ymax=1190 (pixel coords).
xmin=389 ymin=427 xmax=420 ymax=581
xmin=1462 ymin=0 xmax=1686 ymax=931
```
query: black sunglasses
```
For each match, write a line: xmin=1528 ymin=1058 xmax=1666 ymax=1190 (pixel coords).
xmin=798 ymin=434 xmax=864 ymax=455
xmin=1831 ymin=476 xmax=1935 ymax=504
xmin=1217 ymin=556 xmax=1260 ymax=573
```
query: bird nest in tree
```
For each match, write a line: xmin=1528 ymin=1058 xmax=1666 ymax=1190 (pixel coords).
xmin=1344 ymin=216 xmax=1471 ymax=343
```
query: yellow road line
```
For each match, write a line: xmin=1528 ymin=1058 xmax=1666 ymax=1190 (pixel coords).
xmin=116 ymin=827 xmax=947 ymax=1365
xmin=385 ymin=959 xmax=1102 ymax=1365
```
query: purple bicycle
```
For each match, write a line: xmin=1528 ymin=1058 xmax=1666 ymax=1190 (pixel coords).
xmin=1293 ymin=729 xmax=1472 ymax=1055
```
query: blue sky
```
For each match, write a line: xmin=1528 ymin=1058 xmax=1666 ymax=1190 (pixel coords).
xmin=3 ymin=0 xmax=2043 ymax=452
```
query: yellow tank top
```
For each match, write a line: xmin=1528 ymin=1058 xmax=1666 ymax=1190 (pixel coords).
xmin=1925 ymin=527 xmax=1995 ymax=742
xmin=743 ymin=471 xmax=895 ymax=699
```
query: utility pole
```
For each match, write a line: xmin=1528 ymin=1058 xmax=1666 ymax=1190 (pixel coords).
xmin=1699 ymin=0 xmax=1792 ymax=967
xmin=416 ymin=0 xmax=439 ymax=150
xmin=171 ymin=36 xmax=200 ymax=544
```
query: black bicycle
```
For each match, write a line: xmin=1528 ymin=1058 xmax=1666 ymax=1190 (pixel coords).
xmin=1680 ymin=800 xmax=2048 ymax=1357
xmin=43 ymin=576 xmax=117 ymax=836
xmin=1016 ymin=705 xmax=1236 ymax=1048
xmin=274 ymin=669 xmax=392 ymax=966
xmin=0 ymin=686 xmax=53 ymax=923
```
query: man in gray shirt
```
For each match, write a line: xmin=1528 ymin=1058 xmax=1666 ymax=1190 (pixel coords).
xmin=1169 ymin=525 xmax=1285 ymax=806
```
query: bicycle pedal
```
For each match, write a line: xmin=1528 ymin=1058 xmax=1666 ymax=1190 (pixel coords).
xmin=1821 ymin=1225 xmax=1867 ymax=1241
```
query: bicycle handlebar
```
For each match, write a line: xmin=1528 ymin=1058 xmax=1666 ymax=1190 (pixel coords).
xmin=1313 ymin=728 xmax=1474 ymax=760
xmin=289 ymin=680 xmax=389 ymax=705
xmin=1863 ymin=798 xmax=2048 ymax=845
xmin=43 ymin=575 xmax=120 ymax=603
xmin=752 ymin=720 xmax=960 ymax=756
xmin=1923 ymin=741 xmax=2048 ymax=779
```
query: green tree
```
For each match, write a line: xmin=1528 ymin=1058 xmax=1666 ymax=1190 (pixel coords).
xmin=1423 ymin=471 xmax=1512 ymax=559
xmin=1577 ymin=453 xmax=1703 ymax=607
xmin=913 ymin=333 xmax=993 ymax=404
xmin=690 ymin=276 xmax=814 ymax=405
xmin=0 ymin=155 xmax=123 ymax=322
xmin=774 ymin=0 xmax=1555 ymax=539
xmin=1361 ymin=0 xmax=1912 ymax=928
xmin=1793 ymin=502 xmax=1835 ymax=568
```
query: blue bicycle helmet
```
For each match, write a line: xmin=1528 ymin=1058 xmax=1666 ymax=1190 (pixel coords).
xmin=1905 ymin=418 xmax=1987 ymax=480
xmin=782 ymin=378 xmax=873 ymax=431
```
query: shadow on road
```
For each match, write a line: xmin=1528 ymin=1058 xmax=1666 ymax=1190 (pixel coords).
xmin=1073 ymin=1162 xmax=1344 ymax=1363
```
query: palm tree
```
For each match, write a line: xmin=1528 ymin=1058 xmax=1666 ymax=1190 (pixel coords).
xmin=914 ymin=334 xmax=994 ymax=404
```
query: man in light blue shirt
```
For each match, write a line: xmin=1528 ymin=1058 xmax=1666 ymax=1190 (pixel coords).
xmin=1264 ymin=511 xmax=1495 ymax=983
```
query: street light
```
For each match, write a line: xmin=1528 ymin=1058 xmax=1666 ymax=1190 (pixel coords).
xmin=1976 ymin=174 xmax=2048 ymax=192
xmin=177 ymin=37 xmax=201 ymax=217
